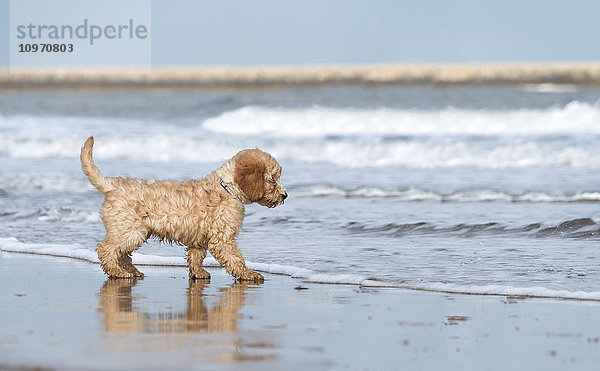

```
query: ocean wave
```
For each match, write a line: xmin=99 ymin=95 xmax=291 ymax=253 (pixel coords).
xmin=344 ymin=218 xmax=600 ymax=239
xmin=2 ymin=175 xmax=599 ymax=204
xmin=0 ymin=176 xmax=93 ymax=192
xmin=1 ymin=101 xmax=600 ymax=169
xmin=203 ymin=101 xmax=600 ymax=138
xmin=2 ymin=237 xmax=599 ymax=301
xmin=0 ymin=207 xmax=101 ymax=223
xmin=0 ymin=134 xmax=239 ymax=162
xmin=520 ymin=83 xmax=580 ymax=93
xmin=37 ymin=207 xmax=101 ymax=223
xmin=274 ymin=140 xmax=600 ymax=168
xmin=4 ymin=101 xmax=600 ymax=141
xmin=0 ymin=114 xmax=157 ymax=138
xmin=291 ymin=186 xmax=600 ymax=202
xmin=1 ymin=134 xmax=598 ymax=169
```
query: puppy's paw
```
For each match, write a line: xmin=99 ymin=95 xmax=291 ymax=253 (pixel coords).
xmin=127 ymin=267 xmax=144 ymax=278
xmin=190 ymin=268 xmax=211 ymax=280
xmin=108 ymin=270 xmax=136 ymax=279
xmin=236 ymin=269 xmax=264 ymax=282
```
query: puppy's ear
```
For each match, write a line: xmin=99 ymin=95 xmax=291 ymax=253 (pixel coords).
xmin=233 ymin=149 xmax=267 ymax=202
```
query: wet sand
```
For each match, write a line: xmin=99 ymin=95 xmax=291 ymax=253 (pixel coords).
xmin=2 ymin=63 xmax=600 ymax=90
xmin=1 ymin=251 xmax=599 ymax=370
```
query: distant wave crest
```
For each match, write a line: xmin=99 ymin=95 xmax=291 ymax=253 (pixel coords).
xmin=1 ymin=101 xmax=600 ymax=169
xmin=203 ymin=101 xmax=600 ymax=137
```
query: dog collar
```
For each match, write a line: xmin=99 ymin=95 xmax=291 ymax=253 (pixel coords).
xmin=220 ymin=180 xmax=244 ymax=202
xmin=220 ymin=180 xmax=234 ymax=195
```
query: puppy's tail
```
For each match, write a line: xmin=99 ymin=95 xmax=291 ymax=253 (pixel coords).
xmin=80 ymin=136 xmax=113 ymax=194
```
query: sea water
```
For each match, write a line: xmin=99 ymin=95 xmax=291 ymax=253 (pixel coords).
xmin=0 ymin=84 xmax=599 ymax=300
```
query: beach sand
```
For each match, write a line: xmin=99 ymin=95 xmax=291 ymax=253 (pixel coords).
xmin=1 ymin=252 xmax=599 ymax=370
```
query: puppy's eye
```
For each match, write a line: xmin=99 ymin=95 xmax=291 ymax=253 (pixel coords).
xmin=268 ymin=175 xmax=276 ymax=183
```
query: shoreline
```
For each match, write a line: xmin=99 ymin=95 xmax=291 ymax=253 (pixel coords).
xmin=2 ymin=62 xmax=600 ymax=90
xmin=2 ymin=238 xmax=599 ymax=302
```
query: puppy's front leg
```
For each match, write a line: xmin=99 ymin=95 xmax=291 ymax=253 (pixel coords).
xmin=207 ymin=238 xmax=264 ymax=282
xmin=187 ymin=247 xmax=211 ymax=280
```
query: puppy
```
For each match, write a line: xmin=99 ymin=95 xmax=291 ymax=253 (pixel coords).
xmin=80 ymin=136 xmax=287 ymax=281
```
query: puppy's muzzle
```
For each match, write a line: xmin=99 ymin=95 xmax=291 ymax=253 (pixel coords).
xmin=273 ymin=192 xmax=287 ymax=208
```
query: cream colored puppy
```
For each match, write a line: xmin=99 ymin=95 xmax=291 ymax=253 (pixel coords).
xmin=81 ymin=136 xmax=287 ymax=281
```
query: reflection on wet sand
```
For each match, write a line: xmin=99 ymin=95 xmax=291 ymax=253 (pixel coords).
xmin=98 ymin=279 xmax=251 ymax=333
xmin=97 ymin=279 xmax=278 ymax=363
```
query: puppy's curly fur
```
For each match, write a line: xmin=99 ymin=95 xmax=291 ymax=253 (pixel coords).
xmin=81 ymin=136 xmax=287 ymax=281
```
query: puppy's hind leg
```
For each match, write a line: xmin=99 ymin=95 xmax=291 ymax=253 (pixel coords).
xmin=97 ymin=238 xmax=131 ymax=278
xmin=187 ymin=246 xmax=211 ymax=280
xmin=97 ymin=223 xmax=147 ymax=279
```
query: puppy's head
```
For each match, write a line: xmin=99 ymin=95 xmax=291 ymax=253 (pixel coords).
xmin=233 ymin=149 xmax=287 ymax=208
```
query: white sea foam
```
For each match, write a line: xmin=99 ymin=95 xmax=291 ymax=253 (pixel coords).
xmin=0 ymin=237 xmax=370 ymax=284
xmin=0 ymin=237 xmax=218 ymax=267
xmin=203 ymin=101 xmax=600 ymax=137
xmin=0 ymin=237 xmax=99 ymax=263
xmin=414 ymin=282 xmax=600 ymax=301
xmin=2 ymin=237 xmax=599 ymax=301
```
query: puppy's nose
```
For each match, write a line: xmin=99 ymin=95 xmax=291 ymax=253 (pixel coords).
xmin=282 ymin=192 xmax=288 ymax=200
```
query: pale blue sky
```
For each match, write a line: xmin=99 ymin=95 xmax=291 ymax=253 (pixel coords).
xmin=2 ymin=0 xmax=600 ymax=66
